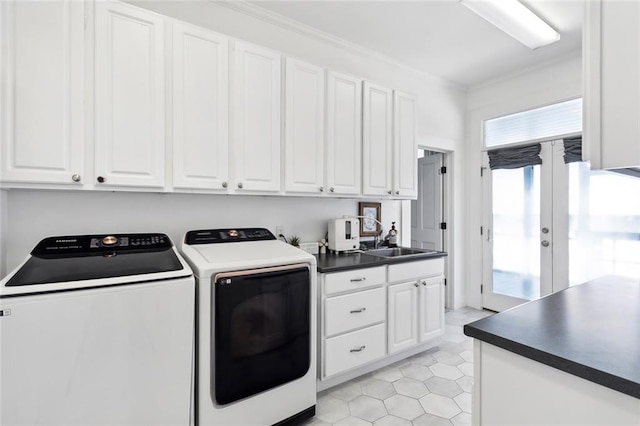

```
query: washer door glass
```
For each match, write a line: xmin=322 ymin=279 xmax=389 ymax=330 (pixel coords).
xmin=213 ymin=266 xmax=310 ymax=405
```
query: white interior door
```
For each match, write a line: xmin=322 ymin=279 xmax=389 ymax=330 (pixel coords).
xmin=411 ymin=153 xmax=443 ymax=250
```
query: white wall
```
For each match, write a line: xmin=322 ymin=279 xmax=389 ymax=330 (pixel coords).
xmin=465 ymin=54 xmax=582 ymax=309
xmin=2 ymin=191 xmax=401 ymax=275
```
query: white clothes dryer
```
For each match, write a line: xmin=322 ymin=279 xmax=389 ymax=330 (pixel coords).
xmin=180 ymin=228 xmax=317 ymax=426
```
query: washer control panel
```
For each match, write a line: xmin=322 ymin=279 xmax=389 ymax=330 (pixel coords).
xmin=32 ymin=233 xmax=172 ymax=256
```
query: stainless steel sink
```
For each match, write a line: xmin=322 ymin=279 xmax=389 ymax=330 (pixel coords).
xmin=366 ymin=247 xmax=437 ymax=257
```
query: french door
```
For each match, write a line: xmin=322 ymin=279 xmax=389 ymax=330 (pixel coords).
xmin=482 ymin=140 xmax=572 ymax=311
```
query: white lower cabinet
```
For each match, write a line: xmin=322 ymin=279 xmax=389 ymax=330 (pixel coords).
xmin=388 ymin=260 xmax=445 ymax=354
xmin=319 ymin=258 xmax=445 ymax=384
xmin=419 ymin=276 xmax=445 ymax=342
xmin=324 ymin=324 xmax=386 ymax=377
xmin=387 ymin=281 xmax=419 ymax=353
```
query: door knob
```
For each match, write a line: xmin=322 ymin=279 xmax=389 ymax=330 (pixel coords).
xmin=541 ymin=240 xmax=550 ymax=247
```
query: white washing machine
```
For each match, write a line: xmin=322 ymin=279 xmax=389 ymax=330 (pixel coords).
xmin=0 ymin=233 xmax=195 ymax=425
xmin=180 ymin=228 xmax=317 ymax=426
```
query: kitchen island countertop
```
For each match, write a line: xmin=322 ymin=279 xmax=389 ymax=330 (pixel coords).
xmin=464 ymin=276 xmax=640 ymax=399
xmin=315 ymin=250 xmax=447 ymax=273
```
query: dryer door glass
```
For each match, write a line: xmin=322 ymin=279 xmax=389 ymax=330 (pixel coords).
xmin=214 ymin=266 xmax=310 ymax=405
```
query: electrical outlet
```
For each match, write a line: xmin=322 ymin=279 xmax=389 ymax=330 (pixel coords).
xmin=276 ymin=226 xmax=285 ymax=238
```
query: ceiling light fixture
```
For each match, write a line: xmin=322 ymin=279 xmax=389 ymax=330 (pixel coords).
xmin=460 ymin=0 xmax=560 ymax=49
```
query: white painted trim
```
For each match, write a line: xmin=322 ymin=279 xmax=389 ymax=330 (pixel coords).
xmin=213 ymin=0 xmax=464 ymax=91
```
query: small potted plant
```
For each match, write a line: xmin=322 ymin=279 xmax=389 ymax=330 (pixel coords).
xmin=289 ymin=235 xmax=300 ymax=248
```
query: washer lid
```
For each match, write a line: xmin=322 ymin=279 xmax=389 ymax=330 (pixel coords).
xmin=2 ymin=233 xmax=189 ymax=288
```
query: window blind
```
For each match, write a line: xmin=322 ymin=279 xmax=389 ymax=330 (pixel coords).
xmin=485 ymin=98 xmax=582 ymax=148
xmin=563 ymin=136 xmax=582 ymax=164
xmin=488 ymin=143 xmax=542 ymax=170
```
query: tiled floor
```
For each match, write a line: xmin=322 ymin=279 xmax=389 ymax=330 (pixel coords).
xmin=305 ymin=307 xmax=493 ymax=426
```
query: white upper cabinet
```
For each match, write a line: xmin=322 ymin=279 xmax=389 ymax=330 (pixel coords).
xmin=393 ymin=91 xmax=418 ymax=198
xmin=94 ymin=1 xmax=166 ymax=188
xmin=230 ymin=40 xmax=281 ymax=193
xmin=1 ymin=0 xmax=84 ymax=185
xmin=326 ymin=71 xmax=362 ymax=196
xmin=171 ymin=22 xmax=229 ymax=191
xmin=584 ymin=0 xmax=640 ymax=170
xmin=284 ymin=58 xmax=325 ymax=194
xmin=362 ymin=82 xmax=393 ymax=197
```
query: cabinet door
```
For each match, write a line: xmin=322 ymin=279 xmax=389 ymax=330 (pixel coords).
xmin=584 ymin=0 xmax=640 ymax=170
xmin=418 ymin=276 xmax=445 ymax=342
xmin=393 ymin=91 xmax=417 ymax=198
xmin=326 ymin=71 xmax=362 ymax=195
xmin=171 ymin=22 xmax=229 ymax=190
xmin=1 ymin=0 xmax=84 ymax=185
xmin=231 ymin=40 xmax=281 ymax=192
xmin=362 ymin=82 xmax=393 ymax=196
xmin=95 ymin=2 xmax=165 ymax=188
xmin=387 ymin=281 xmax=418 ymax=353
xmin=284 ymin=58 xmax=325 ymax=194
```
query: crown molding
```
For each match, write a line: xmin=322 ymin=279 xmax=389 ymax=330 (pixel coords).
xmin=212 ymin=0 xmax=464 ymax=91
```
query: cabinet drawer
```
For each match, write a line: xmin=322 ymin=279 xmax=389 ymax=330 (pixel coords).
xmin=324 ymin=323 xmax=386 ymax=377
xmin=388 ymin=258 xmax=444 ymax=283
xmin=325 ymin=287 xmax=385 ymax=337
xmin=324 ymin=266 xmax=386 ymax=295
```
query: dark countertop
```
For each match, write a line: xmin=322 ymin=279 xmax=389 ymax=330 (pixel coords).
xmin=464 ymin=276 xmax=640 ymax=399
xmin=315 ymin=250 xmax=447 ymax=273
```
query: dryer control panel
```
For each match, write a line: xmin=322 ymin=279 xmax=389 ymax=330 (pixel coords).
xmin=185 ymin=228 xmax=276 ymax=245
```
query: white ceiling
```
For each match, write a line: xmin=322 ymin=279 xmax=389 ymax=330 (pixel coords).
xmin=245 ymin=0 xmax=584 ymax=88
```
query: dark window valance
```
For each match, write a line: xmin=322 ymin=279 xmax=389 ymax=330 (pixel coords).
xmin=563 ymin=136 xmax=582 ymax=164
xmin=488 ymin=143 xmax=542 ymax=170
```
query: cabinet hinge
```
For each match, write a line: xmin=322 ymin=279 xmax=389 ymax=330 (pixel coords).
xmin=481 ymin=166 xmax=485 ymax=177
xmin=480 ymin=226 xmax=483 ymax=235
xmin=84 ymin=15 xmax=88 ymax=30
xmin=440 ymin=222 xmax=447 ymax=230
xmin=444 ymin=279 xmax=447 ymax=287
xmin=439 ymin=166 xmax=447 ymax=174
xmin=480 ymin=284 xmax=484 ymax=294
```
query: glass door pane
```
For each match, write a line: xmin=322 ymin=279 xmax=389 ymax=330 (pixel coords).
xmin=568 ymin=164 xmax=640 ymax=285
xmin=491 ymin=165 xmax=541 ymax=300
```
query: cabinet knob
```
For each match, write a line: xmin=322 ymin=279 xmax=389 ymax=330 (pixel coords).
xmin=414 ymin=282 xmax=419 ymax=287
xmin=237 ymin=182 xmax=243 ymax=189
xmin=222 ymin=181 xmax=228 ymax=188
xmin=349 ymin=345 xmax=366 ymax=353
xmin=330 ymin=187 xmax=335 ymax=193
xmin=387 ymin=190 xmax=392 ymax=195
xmin=350 ymin=277 xmax=366 ymax=282
xmin=422 ymin=281 xmax=427 ymax=286
xmin=71 ymin=174 xmax=81 ymax=183
xmin=319 ymin=186 xmax=324 ymax=192
xmin=350 ymin=307 xmax=367 ymax=314
xmin=395 ymin=190 xmax=400 ymax=195
xmin=97 ymin=176 xmax=106 ymax=183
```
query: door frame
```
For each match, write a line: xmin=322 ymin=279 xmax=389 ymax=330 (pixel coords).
xmin=405 ymin=147 xmax=452 ymax=308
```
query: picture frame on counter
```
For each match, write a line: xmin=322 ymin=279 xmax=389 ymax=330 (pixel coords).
xmin=359 ymin=202 xmax=381 ymax=236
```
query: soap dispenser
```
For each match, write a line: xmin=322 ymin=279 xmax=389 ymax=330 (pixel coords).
xmin=388 ymin=222 xmax=398 ymax=248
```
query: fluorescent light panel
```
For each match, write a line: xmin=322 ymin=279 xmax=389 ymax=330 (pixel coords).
xmin=460 ymin=0 xmax=560 ymax=49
